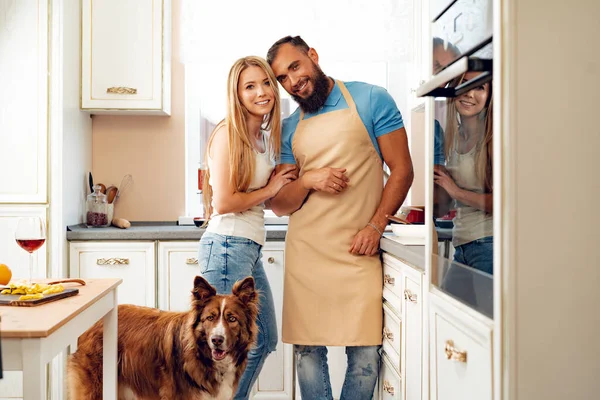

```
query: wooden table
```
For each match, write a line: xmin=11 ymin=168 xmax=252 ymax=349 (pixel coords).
xmin=0 ymin=278 xmax=121 ymax=399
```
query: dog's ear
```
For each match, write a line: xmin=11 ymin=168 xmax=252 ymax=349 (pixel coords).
xmin=192 ymin=276 xmax=217 ymax=301
xmin=232 ymin=276 xmax=257 ymax=305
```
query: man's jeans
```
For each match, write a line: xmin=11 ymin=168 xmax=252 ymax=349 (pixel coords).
xmin=295 ymin=345 xmax=380 ymax=400
xmin=198 ymin=232 xmax=278 ymax=400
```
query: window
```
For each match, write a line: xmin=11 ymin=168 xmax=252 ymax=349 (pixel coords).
xmin=181 ymin=0 xmax=413 ymax=219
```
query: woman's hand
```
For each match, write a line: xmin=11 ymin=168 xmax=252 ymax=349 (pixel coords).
xmin=434 ymin=166 xmax=460 ymax=199
xmin=266 ymin=165 xmax=298 ymax=197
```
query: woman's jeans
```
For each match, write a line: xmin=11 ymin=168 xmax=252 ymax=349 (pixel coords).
xmin=198 ymin=232 xmax=278 ymax=400
xmin=295 ymin=345 xmax=380 ymax=400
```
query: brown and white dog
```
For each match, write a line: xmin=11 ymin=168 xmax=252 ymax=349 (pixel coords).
xmin=67 ymin=276 xmax=258 ymax=400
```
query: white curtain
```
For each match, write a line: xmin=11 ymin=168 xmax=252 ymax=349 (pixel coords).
xmin=180 ymin=0 xmax=412 ymax=64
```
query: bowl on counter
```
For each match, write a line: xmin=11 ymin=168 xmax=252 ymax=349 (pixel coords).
xmin=193 ymin=218 xmax=206 ymax=227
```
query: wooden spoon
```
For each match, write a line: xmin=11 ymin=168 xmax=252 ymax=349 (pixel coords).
xmin=386 ymin=214 xmax=412 ymax=225
xmin=106 ymin=186 xmax=118 ymax=204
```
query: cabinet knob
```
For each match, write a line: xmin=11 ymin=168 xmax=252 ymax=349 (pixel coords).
xmin=383 ymin=327 xmax=394 ymax=341
xmin=404 ymin=289 xmax=417 ymax=303
xmin=267 ymin=257 xmax=275 ymax=264
xmin=383 ymin=379 xmax=395 ymax=395
xmin=97 ymin=258 xmax=129 ymax=265
xmin=384 ymin=274 xmax=395 ymax=286
xmin=186 ymin=258 xmax=198 ymax=265
xmin=445 ymin=340 xmax=468 ymax=363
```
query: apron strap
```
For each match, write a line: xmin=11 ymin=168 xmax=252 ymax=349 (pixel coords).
xmin=336 ymin=80 xmax=358 ymax=113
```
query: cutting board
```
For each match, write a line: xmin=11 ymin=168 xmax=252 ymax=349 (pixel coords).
xmin=0 ymin=288 xmax=79 ymax=307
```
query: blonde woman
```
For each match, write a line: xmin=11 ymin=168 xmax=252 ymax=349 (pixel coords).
xmin=434 ymin=71 xmax=494 ymax=275
xmin=198 ymin=56 xmax=297 ymax=399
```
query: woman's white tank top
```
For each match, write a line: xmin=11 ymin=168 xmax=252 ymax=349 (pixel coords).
xmin=446 ymin=143 xmax=493 ymax=247
xmin=205 ymin=134 xmax=274 ymax=245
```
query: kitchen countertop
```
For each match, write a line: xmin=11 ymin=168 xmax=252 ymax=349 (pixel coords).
xmin=66 ymin=222 xmax=287 ymax=241
xmin=380 ymin=235 xmax=425 ymax=271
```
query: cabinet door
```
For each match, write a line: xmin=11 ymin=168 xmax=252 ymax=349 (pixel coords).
xmin=157 ymin=241 xmax=200 ymax=311
xmin=69 ymin=241 xmax=156 ymax=307
xmin=429 ymin=292 xmax=493 ymax=400
xmin=81 ymin=0 xmax=171 ymax=114
xmin=253 ymin=242 xmax=293 ymax=400
xmin=401 ymin=265 xmax=423 ymax=400
xmin=0 ymin=0 xmax=48 ymax=203
xmin=0 ymin=206 xmax=47 ymax=280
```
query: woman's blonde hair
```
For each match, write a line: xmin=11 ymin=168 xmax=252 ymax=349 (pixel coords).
xmin=444 ymin=74 xmax=493 ymax=193
xmin=202 ymin=56 xmax=281 ymax=218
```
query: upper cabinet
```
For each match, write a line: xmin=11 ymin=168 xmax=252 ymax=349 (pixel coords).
xmin=0 ymin=0 xmax=48 ymax=203
xmin=81 ymin=0 xmax=171 ymax=115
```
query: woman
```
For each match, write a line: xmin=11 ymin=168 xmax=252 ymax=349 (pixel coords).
xmin=198 ymin=56 xmax=297 ymax=399
xmin=434 ymin=71 xmax=493 ymax=275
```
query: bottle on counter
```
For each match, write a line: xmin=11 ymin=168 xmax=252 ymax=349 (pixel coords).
xmin=86 ymin=185 xmax=109 ymax=228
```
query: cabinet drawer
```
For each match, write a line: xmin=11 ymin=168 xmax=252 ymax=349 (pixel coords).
xmin=70 ymin=241 xmax=156 ymax=307
xmin=382 ymin=302 xmax=401 ymax=372
xmin=380 ymin=353 xmax=402 ymax=400
xmin=383 ymin=262 xmax=402 ymax=313
xmin=430 ymin=293 xmax=493 ymax=400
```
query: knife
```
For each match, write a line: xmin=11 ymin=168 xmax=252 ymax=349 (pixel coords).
xmin=89 ymin=172 xmax=94 ymax=193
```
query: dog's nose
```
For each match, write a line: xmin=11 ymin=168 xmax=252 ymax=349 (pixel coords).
xmin=211 ymin=335 xmax=224 ymax=347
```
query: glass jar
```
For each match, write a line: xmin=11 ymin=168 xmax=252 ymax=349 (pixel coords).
xmin=86 ymin=185 xmax=109 ymax=228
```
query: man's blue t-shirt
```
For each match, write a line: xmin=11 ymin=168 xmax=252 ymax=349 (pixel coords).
xmin=279 ymin=81 xmax=404 ymax=165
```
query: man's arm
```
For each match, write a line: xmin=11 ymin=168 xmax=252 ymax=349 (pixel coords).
xmin=349 ymin=127 xmax=413 ymax=255
xmin=371 ymin=127 xmax=414 ymax=229
xmin=270 ymin=164 xmax=350 ymax=216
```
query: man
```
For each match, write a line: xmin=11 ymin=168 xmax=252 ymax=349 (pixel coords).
xmin=266 ymin=36 xmax=413 ymax=399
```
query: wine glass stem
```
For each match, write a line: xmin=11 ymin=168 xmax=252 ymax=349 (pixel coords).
xmin=28 ymin=252 xmax=34 ymax=283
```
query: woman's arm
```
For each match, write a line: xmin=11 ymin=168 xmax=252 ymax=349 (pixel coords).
xmin=209 ymin=126 xmax=295 ymax=215
xmin=434 ymin=167 xmax=493 ymax=213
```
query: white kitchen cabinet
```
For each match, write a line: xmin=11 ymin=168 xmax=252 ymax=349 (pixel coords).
xmin=0 ymin=0 xmax=48 ymax=203
xmin=429 ymin=292 xmax=492 ymax=400
xmin=401 ymin=262 xmax=423 ymax=400
xmin=156 ymin=240 xmax=293 ymax=399
xmin=157 ymin=241 xmax=200 ymax=311
xmin=81 ymin=0 xmax=171 ymax=115
xmin=379 ymin=352 xmax=402 ymax=400
xmin=69 ymin=241 xmax=156 ymax=307
xmin=381 ymin=252 xmax=424 ymax=400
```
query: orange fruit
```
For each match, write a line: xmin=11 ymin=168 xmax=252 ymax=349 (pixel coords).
xmin=0 ymin=264 xmax=12 ymax=285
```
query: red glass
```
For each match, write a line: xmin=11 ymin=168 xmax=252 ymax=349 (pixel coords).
xmin=16 ymin=238 xmax=46 ymax=253
xmin=14 ymin=217 xmax=46 ymax=284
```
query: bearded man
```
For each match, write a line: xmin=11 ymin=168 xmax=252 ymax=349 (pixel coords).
xmin=266 ymin=36 xmax=414 ymax=400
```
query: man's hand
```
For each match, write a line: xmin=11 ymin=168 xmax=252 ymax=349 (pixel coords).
xmin=300 ymin=167 xmax=349 ymax=194
xmin=349 ymin=225 xmax=382 ymax=256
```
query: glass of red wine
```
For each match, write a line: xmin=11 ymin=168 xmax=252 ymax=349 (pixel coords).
xmin=14 ymin=217 xmax=46 ymax=284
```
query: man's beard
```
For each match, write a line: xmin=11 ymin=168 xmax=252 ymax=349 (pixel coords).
xmin=291 ymin=64 xmax=331 ymax=114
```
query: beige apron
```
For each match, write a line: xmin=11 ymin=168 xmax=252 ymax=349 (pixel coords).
xmin=282 ymin=81 xmax=383 ymax=346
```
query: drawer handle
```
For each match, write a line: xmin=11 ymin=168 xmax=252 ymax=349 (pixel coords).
xmin=267 ymin=257 xmax=275 ymax=264
xmin=383 ymin=327 xmax=394 ymax=341
xmin=404 ymin=289 xmax=417 ymax=303
xmin=186 ymin=258 xmax=198 ymax=265
xmin=445 ymin=340 xmax=467 ymax=363
xmin=106 ymin=86 xmax=137 ymax=95
xmin=384 ymin=274 xmax=395 ymax=285
xmin=383 ymin=379 xmax=395 ymax=395
xmin=97 ymin=258 xmax=129 ymax=265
